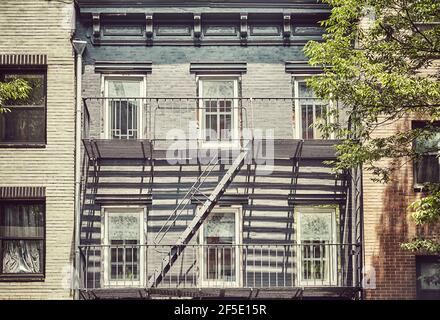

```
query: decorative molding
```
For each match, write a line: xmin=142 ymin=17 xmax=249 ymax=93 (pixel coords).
xmin=283 ymin=14 xmax=292 ymax=38
xmin=95 ymin=60 xmax=153 ymax=73
xmin=145 ymin=14 xmax=154 ymax=38
xmin=0 ymin=54 xmax=47 ymax=66
xmin=285 ymin=61 xmax=322 ymax=74
xmin=191 ymin=194 xmax=249 ymax=206
xmin=190 ymin=61 xmax=247 ymax=74
xmin=194 ymin=13 xmax=202 ymax=38
xmin=240 ymin=13 xmax=248 ymax=39
xmin=0 ymin=187 xmax=45 ymax=200
xmin=92 ymin=13 xmax=101 ymax=38
xmin=95 ymin=194 xmax=152 ymax=206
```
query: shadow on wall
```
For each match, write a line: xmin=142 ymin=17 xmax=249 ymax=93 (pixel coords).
xmin=366 ymin=120 xmax=417 ymax=300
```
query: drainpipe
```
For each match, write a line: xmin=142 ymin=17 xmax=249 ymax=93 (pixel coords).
xmin=72 ymin=39 xmax=87 ymax=300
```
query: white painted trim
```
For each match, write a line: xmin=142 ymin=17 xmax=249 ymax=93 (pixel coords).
xmin=198 ymin=206 xmax=243 ymax=288
xmin=102 ymin=75 xmax=147 ymax=139
xmin=295 ymin=206 xmax=338 ymax=286
xmin=197 ymin=76 xmax=240 ymax=148
xmin=101 ymin=205 xmax=147 ymax=288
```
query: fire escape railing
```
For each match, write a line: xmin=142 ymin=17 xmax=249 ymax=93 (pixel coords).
xmin=78 ymin=243 xmax=360 ymax=290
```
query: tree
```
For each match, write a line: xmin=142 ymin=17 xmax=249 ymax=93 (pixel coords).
xmin=304 ymin=0 xmax=440 ymax=257
xmin=0 ymin=78 xmax=31 ymax=113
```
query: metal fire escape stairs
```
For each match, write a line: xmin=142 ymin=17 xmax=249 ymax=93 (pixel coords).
xmin=147 ymin=143 xmax=251 ymax=288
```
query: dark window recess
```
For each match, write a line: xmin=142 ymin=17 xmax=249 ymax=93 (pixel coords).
xmin=0 ymin=201 xmax=45 ymax=280
xmin=0 ymin=71 xmax=46 ymax=145
xmin=416 ymin=256 xmax=440 ymax=300
xmin=413 ymin=122 xmax=440 ymax=186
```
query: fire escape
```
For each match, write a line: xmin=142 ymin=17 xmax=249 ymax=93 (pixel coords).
xmin=78 ymin=97 xmax=363 ymax=300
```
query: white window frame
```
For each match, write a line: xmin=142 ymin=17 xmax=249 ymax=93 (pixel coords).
xmin=199 ymin=206 xmax=242 ymax=288
xmin=295 ymin=206 xmax=338 ymax=286
xmin=293 ymin=77 xmax=334 ymax=140
xmin=197 ymin=75 xmax=240 ymax=148
xmin=102 ymin=74 xmax=147 ymax=139
xmin=101 ymin=205 xmax=147 ymax=288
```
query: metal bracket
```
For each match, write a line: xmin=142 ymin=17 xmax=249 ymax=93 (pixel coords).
xmin=240 ymin=13 xmax=248 ymax=40
xmin=92 ymin=13 xmax=101 ymax=39
xmin=194 ymin=14 xmax=202 ymax=39
xmin=145 ymin=14 xmax=154 ymax=39
xmin=283 ymin=14 xmax=292 ymax=38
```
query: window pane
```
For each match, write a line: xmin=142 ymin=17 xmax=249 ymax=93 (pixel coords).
xmin=0 ymin=108 xmax=45 ymax=143
xmin=202 ymin=80 xmax=234 ymax=98
xmin=110 ymin=100 xmax=139 ymax=140
xmin=0 ymin=204 xmax=44 ymax=238
xmin=420 ymin=261 xmax=440 ymax=290
xmin=205 ymin=115 xmax=218 ymax=141
xmin=2 ymin=240 xmax=43 ymax=274
xmin=301 ymin=104 xmax=314 ymax=140
xmin=4 ymin=74 xmax=45 ymax=106
xmin=108 ymin=213 xmax=140 ymax=241
xmin=204 ymin=212 xmax=235 ymax=244
xmin=108 ymin=80 xmax=141 ymax=97
xmin=300 ymin=213 xmax=332 ymax=241
xmin=416 ymin=155 xmax=439 ymax=184
xmin=203 ymin=212 xmax=236 ymax=282
xmin=415 ymin=133 xmax=440 ymax=154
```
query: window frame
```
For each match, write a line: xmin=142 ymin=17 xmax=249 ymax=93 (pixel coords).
xmin=0 ymin=200 xmax=46 ymax=282
xmin=295 ymin=206 xmax=338 ymax=286
xmin=102 ymin=74 xmax=147 ymax=140
xmin=101 ymin=205 xmax=146 ymax=288
xmin=0 ymin=68 xmax=47 ymax=147
xmin=293 ymin=76 xmax=333 ymax=140
xmin=197 ymin=75 xmax=241 ymax=148
xmin=199 ymin=206 xmax=242 ymax=288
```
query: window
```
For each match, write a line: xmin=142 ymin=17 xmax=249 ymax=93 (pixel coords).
xmin=199 ymin=207 xmax=241 ymax=287
xmin=104 ymin=76 xmax=145 ymax=140
xmin=413 ymin=126 xmax=440 ymax=186
xmin=294 ymin=79 xmax=328 ymax=140
xmin=0 ymin=202 xmax=45 ymax=280
xmin=102 ymin=207 xmax=145 ymax=287
xmin=296 ymin=207 xmax=337 ymax=286
xmin=416 ymin=256 xmax=440 ymax=300
xmin=0 ymin=71 xmax=46 ymax=145
xmin=198 ymin=77 xmax=239 ymax=146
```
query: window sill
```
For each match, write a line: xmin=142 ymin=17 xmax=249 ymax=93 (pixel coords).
xmin=0 ymin=143 xmax=46 ymax=149
xmin=0 ymin=274 xmax=45 ymax=282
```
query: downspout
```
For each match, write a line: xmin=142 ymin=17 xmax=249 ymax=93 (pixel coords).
xmin=72 ymin=39 xmax=87 ymax=300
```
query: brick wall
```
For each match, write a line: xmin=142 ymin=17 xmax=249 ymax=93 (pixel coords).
xmin=0 ymin=0 xmax=75 ymax=299
xmin=362 ymin=115 xmax=438 ymax=299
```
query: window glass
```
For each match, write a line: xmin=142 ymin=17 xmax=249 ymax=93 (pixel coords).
xmin=297 ymin=81 xmax=327 ymax=140
xmin=420 ymin=261 xmax=440 ymax=290
xmin=107 ymin=212 xmax=141 ymax=282
xmin=203 ymin=212 xmax=237 ymax=282
xmin=414 ymin=132 xmax=440 ymax=184
xmin=106 ymin=78 xmax=142 ymax=140
xmin=201 ymin=79 xmax=236 ymax=143
xmin=0 ymin=203 xmax=45 ymax=275
xmin=0 ymin=72 xmax=46 ymax=144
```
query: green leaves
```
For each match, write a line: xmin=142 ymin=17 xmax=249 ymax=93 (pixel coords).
xmin=401 ymin=238 xmax=440 ymax=254
xmin=0 ymin=78 xmax=32 ymax=113
xmin=305 ymin=0 xmax=440 ymax=255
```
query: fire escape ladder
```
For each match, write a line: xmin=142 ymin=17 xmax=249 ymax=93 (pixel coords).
xmin=148 ymin=147 xmax=249 ymax=288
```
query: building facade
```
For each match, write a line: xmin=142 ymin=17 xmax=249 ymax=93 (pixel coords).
xmin=0 ymin=0 xmax=76 ymax=299
xmin=74 ymin=0 xmax=363 ymax=300
xmin=0 ymin=0 xmax=437 ymax=301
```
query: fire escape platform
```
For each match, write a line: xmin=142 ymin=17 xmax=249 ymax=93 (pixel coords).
xmin=79 ymin=287 xmax=360 ymax=300
xmin=82 ymin=139 xmax=341 ymax=160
